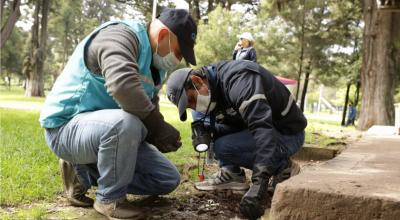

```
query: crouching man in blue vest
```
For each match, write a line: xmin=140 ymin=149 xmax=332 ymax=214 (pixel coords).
xmin=39 ymin=8 xmax=197 ymax=220
xmin=166 ymin=60 xmax=307 ymax=219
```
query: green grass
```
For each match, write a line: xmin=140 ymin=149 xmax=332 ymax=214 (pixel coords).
xmin=305 ymin=118 xmax=355 ymax=147
xmin=0 ymin=109 xmax=61 ymax=206
xmin=0 ymin=205 xmax=47 ymax=220
xmin=0 ymin=86 xmax=45 ymax=104
xmin=162 ymin=108 xmax=196 ymax=159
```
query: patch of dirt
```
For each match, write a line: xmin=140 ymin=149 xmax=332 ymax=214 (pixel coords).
xmin=129 ymin=163 xmax=249 ymax=220
xmin=1 ymin=150 xmax=331 ymax=219
xmin=130 ymin=188 xmax=247 ymax=220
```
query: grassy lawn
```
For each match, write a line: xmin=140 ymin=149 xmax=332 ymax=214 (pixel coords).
xmin=0 ymin=87 xmax=356 ymax=218
xmin=0 ymin=109 xmax=61 ymax=205
xmin=0 ymin=86 xmax=45 ymax=104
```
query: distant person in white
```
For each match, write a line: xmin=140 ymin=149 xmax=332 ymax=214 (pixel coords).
xmin=232 ymin=32 xmax=257 ymax=62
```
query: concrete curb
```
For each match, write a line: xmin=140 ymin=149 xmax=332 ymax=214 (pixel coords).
xmin=270 ymin=136 xmax=400 ymax=220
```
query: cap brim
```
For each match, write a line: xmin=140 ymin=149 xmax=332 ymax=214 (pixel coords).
xmin=177 ymin=90 xmax=188 ymax=121
xmin=179 ymin=39 xmax=196 ymax=65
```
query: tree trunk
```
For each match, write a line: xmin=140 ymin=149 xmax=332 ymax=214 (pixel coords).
xmin=354 ymin=79 xmax=361 ymax=106
xmin=341 ymin=83 xmax=351 ymax=126
xmin=25 ymin=0 xmax=40 ymax=96
xmin=358 ymin=0 xmax=400 ymax=130
xmin=300 ymin=61 xmax=311 ymax=112
xmin=191 ymin=0 xmax=201 ymax=22
xmin=207 ymin=0 xmax=214 ymax=14
xmin=26 ymin=0 xmax=49 ymax=97
xmin=62 ymin=29 xmax=68 ymax=68
xmin=1 ymin=0 xmax=6 ymax=21
xmin=37 ymin=0 xmax=49 ymax=92
xmin=295 ymin=0 xmax=306 ymax=101
xmin=0 ymin=0 xmax=21 ymax=48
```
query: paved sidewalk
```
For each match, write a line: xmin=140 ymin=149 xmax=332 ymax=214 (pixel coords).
xmin=270 ymin=136 xmax=400 ymax=220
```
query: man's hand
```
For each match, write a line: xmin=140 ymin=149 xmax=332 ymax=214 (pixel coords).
xmin=143 ymin=109 xmax=182 ymax=153
xmin=239 ymin=177 xmax=270 ymax=220
xmin=148 ymin=122 xmax=182 ymax=153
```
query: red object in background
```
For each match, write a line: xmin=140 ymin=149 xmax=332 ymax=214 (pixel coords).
xmin=276 ymin=76 xmax=297 ymax=85
xmin=198 ymin=174 xmax=205 ymax=182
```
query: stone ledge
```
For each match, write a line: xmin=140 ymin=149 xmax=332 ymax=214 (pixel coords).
xmin=292 ymin=145 xmax=341 ymax=161
xmin=270 ymin=136 xmax=400 ymax=220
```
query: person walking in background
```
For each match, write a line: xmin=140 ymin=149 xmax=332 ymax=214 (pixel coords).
xmin=346 ymin=102 xmax=357 ymax=126
xmin=232 ymin=32 xmax=257 ymax=62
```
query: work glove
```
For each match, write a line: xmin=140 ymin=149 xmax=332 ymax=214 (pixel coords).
xmin=240 ymin=164 xmax=272 ymax=220
xmin=151 ymin=95 xmax=160 ymax=112
xmin=143 ymin=108 xmax=182 ymax=153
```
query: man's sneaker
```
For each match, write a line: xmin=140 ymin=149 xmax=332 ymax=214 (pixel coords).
xmin=94 ymin=198 xmax=143 ymax=220
xmin=268 ymin=159 xmax=300 ymax=194
xmin=195 ymin=167 xmax=249 ymax=191
xmin=59 ymin=159 xmax=94 ymax=207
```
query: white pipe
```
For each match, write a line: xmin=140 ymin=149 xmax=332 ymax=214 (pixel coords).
xmin=317 ymin=85 xmax=323 ymax=113
xmin=152 ymin=0 xmax=158 ymax=21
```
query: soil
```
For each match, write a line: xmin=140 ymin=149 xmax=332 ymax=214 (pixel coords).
xmin=131 ymin=188 xmax=248 ymax=220
xmin=125 ymin=163 xmax=253 ymax=220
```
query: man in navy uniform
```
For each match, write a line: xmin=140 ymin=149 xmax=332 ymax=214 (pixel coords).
xmin=166 ymin=60 xmax=307 ymax=219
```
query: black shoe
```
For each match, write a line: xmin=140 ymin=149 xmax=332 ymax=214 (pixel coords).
xmin=268 ymin=159 xmax=300 ymax=196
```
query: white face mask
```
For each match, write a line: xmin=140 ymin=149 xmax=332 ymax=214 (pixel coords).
xmin=152 ymin=31 xmax=181 ymax=71
xmin=193 ymin=82 xmax=216 ymax=114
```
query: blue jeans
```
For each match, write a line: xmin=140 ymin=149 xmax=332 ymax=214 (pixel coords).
xmin=44 ymin=109 xmax=180 ymax=202
xmin=192 ymin=110 xmax=210 ymax=124
xmin=213 ymin=129 xmax=305 ymax=175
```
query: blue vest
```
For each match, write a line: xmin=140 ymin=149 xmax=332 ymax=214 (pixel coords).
xmin=39 ymin=20 xmax=166 ymax=128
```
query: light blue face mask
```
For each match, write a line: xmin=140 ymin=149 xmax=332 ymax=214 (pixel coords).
xmin=152 ymin=31 xmax=181 ymax=71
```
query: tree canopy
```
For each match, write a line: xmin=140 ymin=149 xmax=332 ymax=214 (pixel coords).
xmin=1 ymin=0 xmax=399 ymax=129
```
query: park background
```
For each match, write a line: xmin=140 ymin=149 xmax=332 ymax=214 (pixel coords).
xmin=1 ymin=0 xmax=399 ymax=219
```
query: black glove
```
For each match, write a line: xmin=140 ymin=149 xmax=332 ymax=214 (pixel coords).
xmin=240 ymin=165 xmax=272 ymax=220
xmin=143 ymin=109 xmax=182 ymax=153
xmin=151 ymin=95 xmax=160 ymax=112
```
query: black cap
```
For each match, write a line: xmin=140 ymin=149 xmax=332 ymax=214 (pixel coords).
xmin=157 ymin=8 xmax=197 ymax=65
xmin=166 ymin=68 xmax=192 ymax=121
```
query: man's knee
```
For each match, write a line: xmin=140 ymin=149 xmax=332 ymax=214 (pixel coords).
xmin=157 ymin=168 xmax=181 ymax=195
xmin=164 ymin=167 xmax=181 ymax=193
xmin=214 ymin=136 xmax=232 ymax=159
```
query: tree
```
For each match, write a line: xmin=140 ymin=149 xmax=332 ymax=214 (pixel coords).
xmin=115 ymin=0 xmax=168 ymax=21
xmin=252 ymin=1 xmax=297 ymax=77
xmin=25 ymin=0 xmax=50 ymax=97
xmin=259 ymin=0 xmax=363 ymax=114
xmin=357 ymin=1 xmax=400 ymax=130
xmin=260 ymin=0 xmax=338 ymax=110
xmin=48 ymin=1 xmax=84 ymax=70
xmin=0 ymin=0 xmax=21 ymax=48
xmin=193 ymin=6 xmax=242 ymax=66
xmin=0 ymin=26 xmax=26 ymax=87
xmin=84 ymin=0 xmax=121 ymax=24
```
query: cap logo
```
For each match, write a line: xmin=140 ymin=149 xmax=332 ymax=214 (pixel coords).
xmin=167 ymin=93 xmax=175 ymax=102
